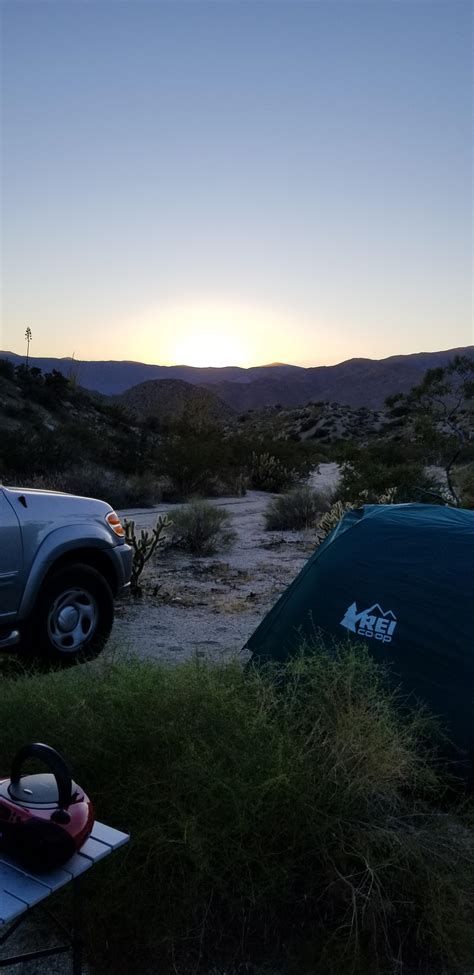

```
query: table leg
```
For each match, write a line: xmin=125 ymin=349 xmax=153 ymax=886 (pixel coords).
xmin=72 ymin=877 xmax=83 ymax=975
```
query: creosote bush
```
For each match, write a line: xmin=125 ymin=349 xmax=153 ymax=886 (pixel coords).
xmin=0 ymin=648 xmax=471 ymax=975
xmin=265 ymin=485 xmax=332 ymax=531
xmin=170 ymin=499 xmax=237 ymax=554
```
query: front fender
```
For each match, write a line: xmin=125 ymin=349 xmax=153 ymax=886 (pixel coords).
xmin=17 ymin=524 xmax=119 ymax=621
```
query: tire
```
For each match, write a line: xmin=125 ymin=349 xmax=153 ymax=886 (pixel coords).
xmin=33 ymin=564 xmax=114 ymax=665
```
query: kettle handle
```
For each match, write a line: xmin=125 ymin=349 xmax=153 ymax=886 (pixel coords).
xmin=10 ymin=743 xmax=73 ymax=809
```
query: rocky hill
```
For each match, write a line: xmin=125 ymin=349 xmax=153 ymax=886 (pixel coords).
xmin=239 ymin=401 xmax=388 ymax=445
xmin=116 ymin=378 xmax=234 ymax=424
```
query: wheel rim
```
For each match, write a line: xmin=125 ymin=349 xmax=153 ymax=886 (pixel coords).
xmin=47 ymin=587 xmax=98 ymax=653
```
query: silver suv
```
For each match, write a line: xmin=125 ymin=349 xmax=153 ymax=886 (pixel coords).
xmin=0 ymin=485 xmax=132 ymax=664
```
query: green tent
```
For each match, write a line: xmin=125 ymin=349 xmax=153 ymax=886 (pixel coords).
xmin=247 ymin=504 xmax=474 ymax=785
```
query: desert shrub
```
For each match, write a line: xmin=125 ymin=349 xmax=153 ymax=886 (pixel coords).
xmin=0 ymin=357 xmax=15 ymax=380
xmin=0 ymin=426 xmax=75 ymax=479
xmin=170 ymin=499 xmax=237 ymax=554
xmin=0 ymin=650 xmax=471 ymax=975
xmin=2 ymin=401 xmax=27 ymax=419
xmin=337 ymin=447 xmax=444 ymax=504
xmin=265 ymin=485 xmax=331 ymax=530
xmin=99 ymin=400 xmax=131 ymax=423
xmin=12 ymin=365 xmax=72 ymax=410
xmin=200 ymin=472 xmax=247 ymax=498
xmin=117 ymin=472 xmax=163 ymax=507
xmin=20 ymin=467 xmax=162 ymax=508
xmin=48 ymin=423 xmax=318 ymax=502
xmin=455 ymin=464 xmax=474 ymax=509
xmin=245 ymin=438 xmax=317 ymax=491
xmin=157 ymin=431 xmax=243 ymax=499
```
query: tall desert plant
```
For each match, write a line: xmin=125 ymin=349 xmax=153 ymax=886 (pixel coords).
xmin=124 ymin=515 xmax=172 ymax=593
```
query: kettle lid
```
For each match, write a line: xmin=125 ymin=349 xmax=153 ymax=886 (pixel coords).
xmin=7 ymin=773 xmax=78 ymax=808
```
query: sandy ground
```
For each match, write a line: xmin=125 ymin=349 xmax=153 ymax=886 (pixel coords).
xmin=111 ymin=463 xmax=340 ymax=665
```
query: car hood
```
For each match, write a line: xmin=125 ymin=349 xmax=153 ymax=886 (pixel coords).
xmin=2 ymin=486 xmax=114 ymax=532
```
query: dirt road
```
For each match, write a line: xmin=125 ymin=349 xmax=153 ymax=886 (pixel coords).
xmin=112 ymin=464 xmax=339 ymax=664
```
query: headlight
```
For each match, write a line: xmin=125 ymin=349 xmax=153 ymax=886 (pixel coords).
xmin=106 ymin=511 xmax=126 ymax=538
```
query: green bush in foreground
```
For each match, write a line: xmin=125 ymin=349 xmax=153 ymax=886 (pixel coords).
xmin=265 ymin=485 xmax=331 ymax=530
xmin=171 ymin=499 xmax=237 ymax=554
xmin=0 ymin=649 xmax=472 ymax=975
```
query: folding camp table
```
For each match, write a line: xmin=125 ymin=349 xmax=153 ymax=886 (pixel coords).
xmin=0 ymin=821 xmax=129 ymax=973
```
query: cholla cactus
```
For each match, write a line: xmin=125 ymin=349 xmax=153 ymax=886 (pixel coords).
xmin=124 ymin=515 xmax=172 ymax=594
xmin=317 ymin=488 xmax=397 ymax=543
xmin=317 ymin=500 xmax=354 ymax=542
xmin=249 ymin=451 xmax=294 ymax=492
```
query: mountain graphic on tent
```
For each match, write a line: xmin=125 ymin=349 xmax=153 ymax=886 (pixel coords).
xmin=340 ymin=602 xmax=397 ymax=633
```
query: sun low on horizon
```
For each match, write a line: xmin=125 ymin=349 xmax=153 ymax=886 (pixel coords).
xmin=171 ymin=328 xmax=248 ymax=369
xmin=137 ymin=300 xmax=323 ymax=369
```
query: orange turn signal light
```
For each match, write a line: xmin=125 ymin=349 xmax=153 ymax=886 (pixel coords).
xmin=106 ymin=511 xmax=126 ymax=537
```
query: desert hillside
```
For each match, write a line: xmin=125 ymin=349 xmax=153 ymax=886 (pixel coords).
xmin=116 ymin=377 xmax=234 ymax=424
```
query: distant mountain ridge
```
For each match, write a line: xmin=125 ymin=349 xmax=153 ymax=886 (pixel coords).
xmin=0 ymin=353 xmax=303 ymax=395
xmin=1 ymin=346 xmax=472 ymax=410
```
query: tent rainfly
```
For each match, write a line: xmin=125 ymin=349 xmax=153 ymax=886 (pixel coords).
xmin=246 ymin=504 xmax=474 ymax=786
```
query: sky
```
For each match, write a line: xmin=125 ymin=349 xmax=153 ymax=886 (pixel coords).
xmin=1 ymin=0 xmax=472 ymax=368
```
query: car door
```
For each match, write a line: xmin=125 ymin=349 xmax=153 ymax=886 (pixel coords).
xmin=0 ymin=489 xmax=23 ymax=619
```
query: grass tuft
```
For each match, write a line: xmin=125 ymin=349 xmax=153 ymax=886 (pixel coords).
xmin=0 ymin=647 xmax=471 ymax=974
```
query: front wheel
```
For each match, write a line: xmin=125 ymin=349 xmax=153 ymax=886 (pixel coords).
xmin=33 ymin=564 xmax=114 ymax=665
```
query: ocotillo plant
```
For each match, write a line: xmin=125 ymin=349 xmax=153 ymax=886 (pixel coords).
xmin=124 ymin=515 xmax=172 ymax=595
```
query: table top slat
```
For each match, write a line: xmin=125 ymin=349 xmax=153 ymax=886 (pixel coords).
xmin=0 ymin=864 xmax=51 ymax=909
xmin=0 ymin=889 xmax=27 ymax=924
xmin=78 ymin=837 xmax=113 ymax=863
xmin=58 ymin=852 xmax=95 ymax=879
xmin=90 ymin=822 xmax=130 ymax=850
xmin=0 ymin=854 xmax=71 ymax=893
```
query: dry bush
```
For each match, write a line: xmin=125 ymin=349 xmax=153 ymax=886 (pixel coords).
xmin=265 ymin=485 xmax=332 ymax=530
xmin=170 ymin=499 xmax=237 ymax=555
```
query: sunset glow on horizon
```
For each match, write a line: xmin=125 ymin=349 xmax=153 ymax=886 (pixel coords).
xmin=1 ymin=1 xmax=472 ymax=364
xmin=133 ymin=299 xmax=330 ymax=369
